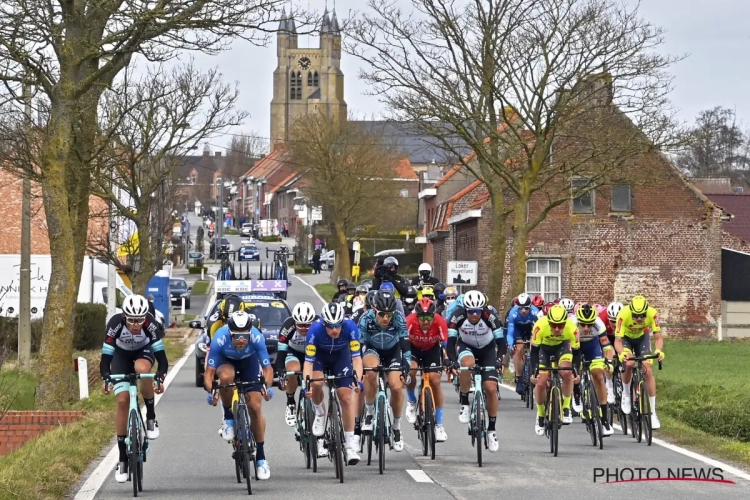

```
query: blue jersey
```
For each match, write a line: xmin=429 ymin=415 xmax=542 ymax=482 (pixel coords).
xmin=207 ymin=325 xmax=271 ymax=369
xmin=506 ymin=305 xmax=541 ymax=345
xmin=304 ymin=319 xmax=361 ymax=363
xmin=358 ymin=309 xmax=407 ymax=351
xmin=445 ymin=294 xmax=465 ymax=321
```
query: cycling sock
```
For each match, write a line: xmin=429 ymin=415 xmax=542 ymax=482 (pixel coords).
xmin=600 ymin=404 xmax=609 ymax=424
xmin=344 ymin=431 xmax=354 ymax=447
xmin=460 ymin=392 xmax=469 ymax=405
xmin=314 ymin=402 xmax=325 ymax=417
xmin=563 ymin=396 xmax=571 ymax=410
xmin=117 ymin=435 xmax=127 ymax=462
xmin=649 ymin=396 xmax=656 ymax=413
xmin=407 ymin=389 xmax=417 ymax=403
xmin=622 ymin=381 xmax=631 ymax=397
xmin=537 ymin=404 xmax=545 ymax=417
xmin=488 ymin=416 xmax=496 ymax=431
xmin=144 ymin=398 xmax=155 ymax=420
xmin=256 ymin=441 xmax=265 ymax=461
xmin=436 ymin=407 xmax=444 ymax=425
xmin=286 ymin=392 xmax=295 ymax=406
xmin=393 ymin=416 xmax=401 ymax=431
xmin=605 ymin=378 xmax=613 ymax=389
xmin=223 ymin=405 xmax=234 ymax=421
xmin=365 ymin=403 xmax=375 ymax=416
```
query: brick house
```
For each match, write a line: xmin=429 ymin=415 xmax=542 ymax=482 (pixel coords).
xmin=420 ymin=128 xmax=750 ymax=339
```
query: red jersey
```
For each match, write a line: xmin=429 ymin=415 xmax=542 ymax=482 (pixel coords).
xmin=598 ymin=308 xmax=615 ymax=336
xmin=406 ymin=313 xmax=448 ymax=350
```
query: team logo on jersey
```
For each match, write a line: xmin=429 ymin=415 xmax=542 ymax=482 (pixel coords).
xmin=209 ymin=312 xmax=220 ymax=322
xmin=306 ymin=344 xmax=316 ymax=357
xmin=350 ymin=340 xmax=361 ymax=352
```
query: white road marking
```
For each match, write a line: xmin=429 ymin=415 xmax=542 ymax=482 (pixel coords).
xmin=407 ymin=469 xmax=435 ymax=483
xmin=498 ymin=382 xmax=750 ymax=482
xmin=292 ymin=275 xmax=327 ymax=307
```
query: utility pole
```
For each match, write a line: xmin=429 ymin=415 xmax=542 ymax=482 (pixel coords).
xmin=217 ymin=178 xmax=224 ymax=244
xmin=18 ymin=81 xmax=32 ymax=369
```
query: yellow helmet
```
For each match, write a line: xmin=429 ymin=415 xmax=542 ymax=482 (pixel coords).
xmin=575 ymin=303 xmax=597 ymax=325
xmin=629 ymin=295 xmax=649 ymax=315
xmin=421 ymin=285 xmax=435 ymax=299
xmin=547 ymin=304 xmax=568 ymax=324
xmin=220 ymin=294 xmax=246 ymax=319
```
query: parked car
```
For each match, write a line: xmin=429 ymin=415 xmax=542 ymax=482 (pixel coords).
xmin=209 ymin=237 xmax=233 ymax=257
xmin=239 ymin=242 xmax=260 ymax=261
xmin=308 ymin=250 xmax=335 ymax=270
xmin=240 ymin=223 xmax=253 ymax=237
xmin=169 ymin=278 xmax=191 ymax=309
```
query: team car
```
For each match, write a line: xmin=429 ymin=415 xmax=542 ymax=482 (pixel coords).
xmin=238 ymin=242 xmax=260 ymax=261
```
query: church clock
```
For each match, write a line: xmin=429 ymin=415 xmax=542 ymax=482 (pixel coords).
xmin=298 ymin=56 xmax=311 ymax=70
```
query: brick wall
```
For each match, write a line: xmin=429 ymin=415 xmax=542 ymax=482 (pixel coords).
xmin=0 ymin=411 xmax=84 ymax=456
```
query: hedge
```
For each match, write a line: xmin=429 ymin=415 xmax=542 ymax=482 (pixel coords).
xmin=0 ymin=303 xmax=108 ymax=353
xmin=292 ymin=266 xmax=313 ymax=274
xmin=188 ymin=266 xmax=208 ymax=274
xmin=260 ymin=235 xmax=282 ymax=242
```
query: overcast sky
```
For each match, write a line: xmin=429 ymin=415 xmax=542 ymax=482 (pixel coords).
xmin=176 ymin=0 xmax=750 ymax=153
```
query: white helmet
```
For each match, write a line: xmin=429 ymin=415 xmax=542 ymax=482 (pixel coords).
xmin=607 ymin=301 xmax=624 ymax=321
xmin=418 ymin=262 xmax=432 ymax=278
xmin=516 ymin=293 xmax=531 ymax=307
xmin=292 ymin=302 xmax=316 ymax=324
xmin=227 ymin=310 xmax=252 ymax=332
xmin=321 ymin=302 xmax=345 ymax=325
xmin=559 ymin=298 xmax=575 ymax=313
xmin=122 ymin=295 xmax=149 ymax=317
xmin=463 ymin=290 xmax=486 ymax=309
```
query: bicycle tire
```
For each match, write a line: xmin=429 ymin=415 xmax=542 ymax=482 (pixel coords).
xmin=641 ymin=381 xmax=653 ymax=446
xmin=583 ymin=384 xmax=596 ymax=445
xmin=331 ymin=395 xmax=344 ymax=483
xmin=613 ymin=369 xmax=628 ymax=434
xmin=425 ymin=386 xmax=436 ymax=460
xmin=631 ymin=380 xmax=642 ymax=443
xmin=137 ymin=426 xmax=144 ymax=493
xmin=234 ymin=438 xmax=242 ymax=483
xmin=475 ymin=391 xmax=484 ymax=467
xmin=551 ymin=385 xmax=560 ymax=457
xmin=590 ymin=381 xmax=603 ymax=449
xmin=237 ymin=407 xmax=253 ymax=495
xmin=128 ymin=409 xmax=139 ymax=497
xmin=377 ymin=394 xmax=386 ymax=475
xmin=419 ymin=390 xmax=428 ymax=457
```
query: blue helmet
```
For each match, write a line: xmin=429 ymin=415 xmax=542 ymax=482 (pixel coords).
xmin=379 ymin=281 xmax=395 ymax=292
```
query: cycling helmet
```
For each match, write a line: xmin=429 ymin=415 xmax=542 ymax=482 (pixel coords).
xmin=247 ymin=313 xmax=261 ymax=330
xmin=404 ymin=285 xmax=418 ymax=306
xmin=383 ymin=256 xmax=399 ymax=272
xmin=379 ymin=281 xmax=395 ymax=292
xmin=414 ymin=298 xmax=436 ymax=316
xmin=593 ymin=303 xmax=606 ymax=314
xmin=365 ymin=290 xmax=378 ymax=308
xmin=418 ymin=262 xmax=432 ymax=280
xmin=321 ymin=302 xmax=345 ymax=325
xmin=531 ymin=294 xmax=545 ymax=308
xmin=547 ymin=304 xmax=568 ymax=324
xmin=542 ymin=302 xmax=555 ymax=315
xmin=421 ymin=285 xmax=436 ymax=299
xmin=517 ymin=293 xmax=531 ymax=308
xmin=361 ymin=279 xmax=373 ymax=290
xmin=220 ymin=294 xmax=245 ymax=319
xmin=575 ymin=303 xmax=597 ymax=325
xmin=512 ymin=296 xmax=519 ymax=306
xmin=607 ymin=301 xmax=624 ymax=321
xmin=444 ymin=286 xmax=458 ymax=300
xmin=336 ymin=278 xmax=348 ymax=288
xmin=346 ymin=282 xmax=357 ymax=293
xmin=122 ymin=295 xmax=149 ymax=317
xmin=292 ymin=302 xmax=316 ymax=324
xmin=629 ymin=296 xmax=649 ymax=315
xmin=559 ymin=298 xmax=575 ymax=313
xmin=356 ymin=285 xmax=368 ymax=294
xmin=373 ymin=291 xmax=398 ymax=313
xmin=433 ymin=282 xmax=446 ymax=299
xmin=464 ymin=290 xmax=486 ymax=309
xmin=227 ymin=310 xmax=253 ymax=333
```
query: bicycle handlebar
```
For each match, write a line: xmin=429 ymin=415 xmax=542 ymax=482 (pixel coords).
xmin=213 ymin=379 xmax=266 ymax=391
xmin=627 ymin=353 xmax=663 ymax=370
xmin=109 ymin=373 xmax=158 ymax=382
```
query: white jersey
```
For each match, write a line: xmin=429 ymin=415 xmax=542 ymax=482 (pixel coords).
xmin=448 ymin=307 xmax=503 ymax=349
xmin=570 ymin=316 xmax=607 ymax=342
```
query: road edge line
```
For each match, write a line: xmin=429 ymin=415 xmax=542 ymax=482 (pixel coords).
xmin=292 ymin=275 xmax=327 ymax=307
xmin=406 ymin=469 xmax=435 ymax=483
xmin=497 ymin=382 xmax=750 ymax=482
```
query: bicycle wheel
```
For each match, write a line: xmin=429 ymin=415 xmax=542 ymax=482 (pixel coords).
xmin=304 ymin=399 xmax=317 ymax=471
xmin=424 ymin=386 xmax=436 ymax=460
xmin=590 ymin=381 xmax=603 ymax=450
xmin=583 ymin=385 xmax=596 ymax=445
xmin=331 ymin=396 xmax=344 ymax=483
xmin=474 ymin=392 xmax=484 ymax=467
xmin=128 ymin=410 xmax=139 ymax=497
xmin=377 ymin=394 xmax=386 ymax=475
xmin=631 ymin=382 xmax=642 ymax=443
xmin=237 ymin=408 xmax=252 ymax=495
xmin=613 ymin=370 xmax=627 ymax=434
xmin=550 ymin=386 xmax=560 ymax=457
xmin=234 ymin=438 xmax=242 ymax=483
xmin=641 ymin=381 xmax=653 ymax=446
xmin=419 ymin=391 xmax=428 ymax=457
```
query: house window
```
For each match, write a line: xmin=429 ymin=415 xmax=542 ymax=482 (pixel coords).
xmin=307 ymin=71 xmax=319 ymax=87
xmin=400 ymin=189 xmax=409 ymax=198
xmin=611 ymin=184 xmax=632 ymax=212
xmin=572 ymin=178 xmax=594 ymax=213
xmin=290 ymin=71 xmax=302 ymax=100
xmin=525 ymin=258 xmax=561 ymax=301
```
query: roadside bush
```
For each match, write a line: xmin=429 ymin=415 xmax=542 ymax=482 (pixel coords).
xmin=293 ymin=266 xmax=313 ymax=274
xmin=260 ymin=235 xmax=282 ymax=242
xmin=188 ymin=266 xmax=208 ymax=274
xmin=0 ymin=319 xmax=43 ymax=353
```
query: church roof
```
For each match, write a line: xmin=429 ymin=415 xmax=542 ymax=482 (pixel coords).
xmin=330 ymin=10 xmax=340 ymax=32
xmin=321 ymin=7 xmax=331 ymax=34
xmin=278 ymin=8 xmax=288 ymax=31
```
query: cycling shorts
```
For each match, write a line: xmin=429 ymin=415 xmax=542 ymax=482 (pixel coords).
xmin=621 ymin=334 xmax=653 ymax=363
xmin=311 ymin=352 xmax=354 ymax=389
xmin=363 ymin=343 xmax=402 ymax=371
xmin=110 ymin=347 xmax=156 ymax=395
xmin=580 ymin=339 xmax=606 ymax=371
xmin=411 ymin=343 xmax=442 ymax=372
xmin=537 ymin=341 xmax=573 ymax=369
xmin=456 ymin=339 xmax=498 ymax=383
xmin=219 ymin=355 xmax=263 ymax=394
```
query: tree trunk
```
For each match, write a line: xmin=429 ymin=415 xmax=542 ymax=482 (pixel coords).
xmin=486 ymin=189 xmax=507 ymax=305
xmin=330 ymin=222 xmax=351 ymax=285
xmin=508 ymin=201 xmax=531 ymax=306
xmin=131 ymin=213 xmax=154 ymax=295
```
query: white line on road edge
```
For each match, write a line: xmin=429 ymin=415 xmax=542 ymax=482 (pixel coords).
xmin=497 ymin=382 xmax=750 ymax=482
xmin=292 ymin=275 xmax=327 ymax=307
xmin=407 ymin=469 xmax=435 ymax=483
xmin=75 ymin=286 xmax=214 ymax=500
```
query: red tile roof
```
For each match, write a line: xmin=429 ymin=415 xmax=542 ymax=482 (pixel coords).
xmin=430 ymin=180 xmax=483 ymax=231
xmin=393 ymin=158 xmax=417 ymax=179
xmin=706 ymin=194 xmax=750 ymax=242
xmin=270 ymin=173 xmax=297 ymax=194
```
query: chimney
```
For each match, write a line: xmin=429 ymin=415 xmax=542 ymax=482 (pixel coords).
xmin=215 ymin=152 xmax=222 ymax=157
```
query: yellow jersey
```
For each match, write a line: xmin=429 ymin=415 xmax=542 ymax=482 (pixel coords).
xmin=615 ymin=306 xmax=660 ymax=339
xmin=531 ymin=316 xmax=580 ymax=349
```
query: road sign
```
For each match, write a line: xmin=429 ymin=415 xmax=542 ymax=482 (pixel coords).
xmin=188 ymin=252 xmax=204 ymax=260
xmin=446 ymin=261 xmax=478 ymax=286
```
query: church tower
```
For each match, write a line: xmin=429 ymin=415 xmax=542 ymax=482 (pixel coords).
xmin=270 ymin=5 xmax=348 ymax=149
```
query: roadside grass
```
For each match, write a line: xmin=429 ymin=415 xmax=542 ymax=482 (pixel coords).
xmin=191 ymin=280 xmax=210 ymax=295
xmin=314 ymin=284 xmax=338 ymax=302
xmin=0 ymin=337 xmax=189 ymax=500
xmin=0 ymin=370 xmax=35 ymax=411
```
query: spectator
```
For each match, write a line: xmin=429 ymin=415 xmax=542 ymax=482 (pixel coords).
xmin=312 ymin=248 xmax=322 ymax=274
xmin=147 ymin=294 xmax=156 ymax=317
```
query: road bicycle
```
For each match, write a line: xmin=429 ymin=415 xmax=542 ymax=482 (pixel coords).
xmin=412 ymin=366 xmax=441 ymax=460
xmin=457 ymin=364 xmax=497 ymax=467
xmin=109 ymin=373 xmax=159 ymax=497
xmin=580 ymin=360 xmax=604 ymax=449
xmin=362 ymin=365 xmax=403 ymax=475
xmin=285 ymin=370 xmax=318 ymax=472
xmin=518 ymin=341 xmax=534 ymax=410
xmin=625 ymin=353 xmax=663 ymax=446
xmin=534 ymin=361 xmax=575 ymax=457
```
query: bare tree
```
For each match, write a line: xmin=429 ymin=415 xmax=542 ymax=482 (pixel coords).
xmin=89 ymin=63 xmax=246 ymax=294
xmin=348 ymin=0 xmax=680 ymax=302
xmin=225 ymin=132 xmax=270 ymax=178
xmin=0 ymin=0 xmax=297 ymax=408
xmin=288 ymin=112 xmax=401 ymax=282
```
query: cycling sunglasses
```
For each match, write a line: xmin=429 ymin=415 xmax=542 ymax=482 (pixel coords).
xmin=467 ymin=308 xmax=483 ymax=315
xmin=230 ymin=331 xmax=251 ymax=340
xmin=549 ymin=321 xmax=566 ymax=328
xmin=632 ymin=313 xmax=646 ymax=319
xmin=295 ymin=323 xmax=312 ymax=330
xmin=519 ymin=306 xmax=530 ymax=311
xmin=376 ymin=311 xmax=393 ymax=318
xmin=417 ymin=314 xmax=434 ymax=321
xmin=126 ymin=317 xmax=146 ymax=325
xmin=326 ymin=323 xmax=343 ymax=329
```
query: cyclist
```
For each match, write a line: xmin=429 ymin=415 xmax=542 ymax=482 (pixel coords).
xmin=205 ymin=310 xmax=274 ymax=480
xmin=332 ymin=279 xmax=349 ymax=301
xmin=570 ymin=304 xmax=614 ymax=436
xmin=507 ymin=293 xmax=541 ymax=395
xmin=403 ymin=285 xmax=419 ymax=315
xmin=100 ymin=295 xmax=168 ymax=484
xmin=530 ymin=304 xmax=581 ymax=435
xmin=277 ymin=302 xmax=319 ymax=427
xmin=405 ymin=298 xmax=449 ymax=442
xmin=441 ymin=286 xmax=458 ymax=318
xmin=531 ymin=295 xmax=545 ymax=319
xmin=206 ymin=294 xmax=246 ymax=341
xmin=559 ymin=298 xmax=575 ymax=316
xmin=615 ymin=295 xmax=664 ymax=429
xmin=432 ymin=282 xmax=447 ymax=315
xmin=358 ymin=290 xmax=410 ymax=452
xmin=378 ymin=281 xmax=405 ymax=316
xmin=599 ymin=301 xmax=623 ymax=403
xmin=447 ymin=290 xmax=504 ymax=452
xmin=303 ymin=302 xmax=363 ymax=465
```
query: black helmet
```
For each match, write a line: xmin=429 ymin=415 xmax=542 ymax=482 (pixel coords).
xmin=433 ymin=282 xmax=446 ymax=296
xmin=220 ymin=294 xmax=245 ymax=320
xmin=383 ymin=256 xmax=399 ymax=272
xmin=365 ymin=290 xmax=378 ymax=308
xmin=356 ymin=285 xmax=368 ymax=294
xmin=346 ymin=282 xmax=357 ymax=292
xmin=405 ymin=286 xmax=418 ymax=298
xmin=336 ymin=279 xmax=348 ymax=288
xmin=373 ymin=290 xmax=397 ymax=313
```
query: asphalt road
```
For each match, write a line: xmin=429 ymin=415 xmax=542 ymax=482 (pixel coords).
xmin=89 ymin=220 xmax=750 ymax=498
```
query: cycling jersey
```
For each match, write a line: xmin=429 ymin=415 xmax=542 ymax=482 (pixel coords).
xmin=406 ymin=312 xmax=448 ymax=351
xmin=570 ymin=316 xmax=608 ymax=342
xmin=102 ymin=313 xmax=166 ymax=353
xmin=207 ymin=325 xmax=271 ymax=369
xmin=276 ymin=315 xmax=320 ymax=373
xmin=615 ymin=306 xmax=661 ymax=339
xmin=358 ymin=309 xmax=408 ymax=351
xmin=531 ymin=316 xmax=580 ymax=349
xmin=304 ymin=319 xmax=361 ymax=362
xmin=506 ymin=304 xmax=541 ymax=345
xmin=447 ymin=306 xmax=504 ymax=350
xmin=351 ymin=307 xmax=367 ymax=325
xmin=597 ymin=308 xmax=615 ymax=336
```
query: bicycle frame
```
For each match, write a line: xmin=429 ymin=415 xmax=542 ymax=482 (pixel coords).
xmin=533 ymin=362 xmax=575 ymax=457
xmin=412 ymin=366 xmax=441 ymax=460
xmin=625 ymin=353 xmax=662 ymax=446
xmin=305 ymin=372 xmax=351 ymax=482
xmin=458 ymin=365 xmax=495 ymax=467
xmin=580 ymin=360 xmax=603 ymax=449
xmin=363 ymin=365 xmax=402 ymax=474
